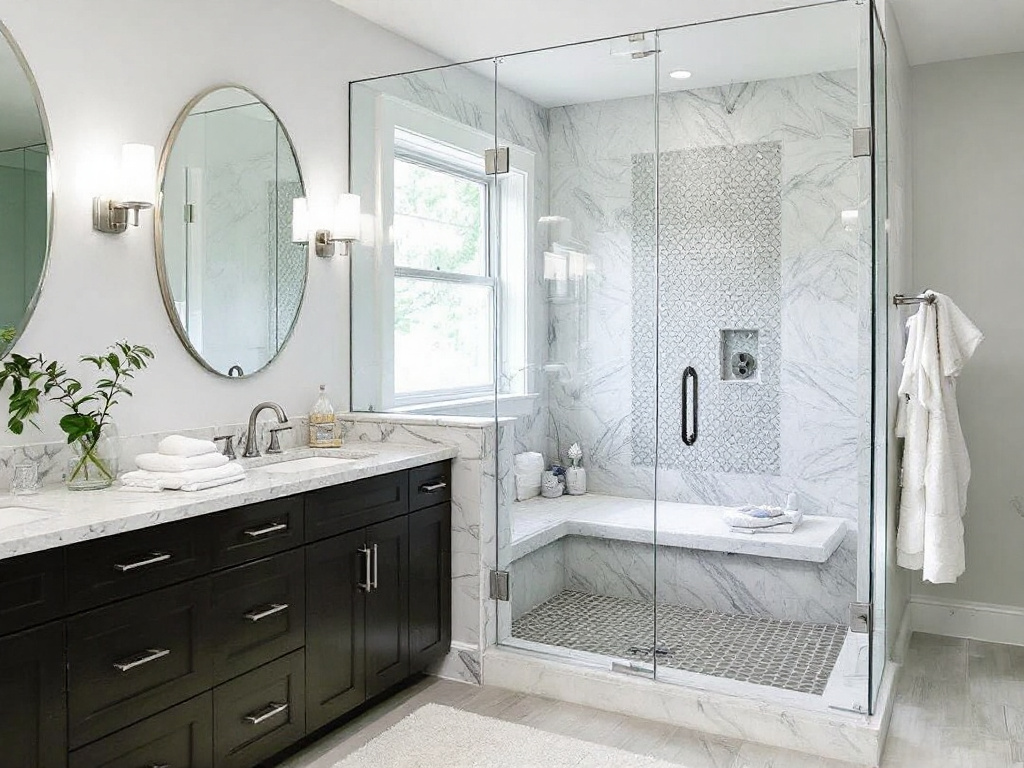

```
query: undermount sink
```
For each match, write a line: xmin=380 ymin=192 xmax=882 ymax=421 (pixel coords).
xmin=257 ymin=455 xmax=366 ymax=475
xmin=0 ymin=506 xmax=51 ymax=528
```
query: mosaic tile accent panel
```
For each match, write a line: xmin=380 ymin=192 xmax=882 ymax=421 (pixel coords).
xmin=512 ymin=590 xmax=845 ymax=696
xmin=630 ymin=143 xmax=783 ymax=474
xmin=272 ymin=178 xmax=305 ymax=348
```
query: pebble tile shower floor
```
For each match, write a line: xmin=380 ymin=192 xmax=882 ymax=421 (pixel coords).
xmin=511 ymin=590 xmax=847 ymax=696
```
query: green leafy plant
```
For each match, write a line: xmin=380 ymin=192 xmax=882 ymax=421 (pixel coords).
xmin=0 ymin=342 xmax=154 ymax=483
xmin=0 ymin=326 xmax=15 ymax=347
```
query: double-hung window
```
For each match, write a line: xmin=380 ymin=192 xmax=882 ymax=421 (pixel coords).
xmin=392 ymin=131 xmax=496 ymax=403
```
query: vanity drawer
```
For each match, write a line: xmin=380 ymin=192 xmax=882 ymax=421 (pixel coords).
xmin=213 ymin=649 xmax=305 ymax=768
xmin=69 ymin=693 xmax=213 ymax=768
xmin=66 ymin=517 xmax=213 ymax=612
xmin=210 ymin=549 xmax=305 ymax=684
xmin=67 ymin=578 xmax=213 ymax=748
xmin=305 ymin=470 xmax=408 ymax=542
xmin=211 ymin=495 xmax=304 ymax=569
xmin=409 ymin=461 xmax=452 ymax=512
xmin=0 ymin=547 xmax=65 ymax=635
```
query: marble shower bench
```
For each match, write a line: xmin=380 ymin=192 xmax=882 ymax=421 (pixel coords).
xmin=505 ymin=493 xmax=855 ymax=627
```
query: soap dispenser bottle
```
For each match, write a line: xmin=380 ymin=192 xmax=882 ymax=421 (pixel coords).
xmin=309 ymin=385 xmax=341 ymax=448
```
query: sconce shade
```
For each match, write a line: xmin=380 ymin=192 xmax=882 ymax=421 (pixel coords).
xmin=120 ymin=143 xmax=156 ymax=207
xmin=292 ymin=197 xmax=310 ymax=243
xmin=334 ymin=193 xmax=361 ymax=241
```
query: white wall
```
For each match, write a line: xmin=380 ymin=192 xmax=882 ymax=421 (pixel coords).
xmin=0 ymin=0 xmax=438 ymax=445
xmin=910 ymin=51 xmax=1024 ymax=608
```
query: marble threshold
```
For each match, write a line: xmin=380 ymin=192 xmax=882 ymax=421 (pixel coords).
xmin=507 ymin=493 xmax=847 ymax=563
xmin=0 ymin=442 xmax=458 ymax=560
xmin=483 ymin=642 xmax=898 ymax=765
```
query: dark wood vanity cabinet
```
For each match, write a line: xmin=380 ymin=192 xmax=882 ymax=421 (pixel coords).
xmin=0 ymin=462 xmax=452 ymax=768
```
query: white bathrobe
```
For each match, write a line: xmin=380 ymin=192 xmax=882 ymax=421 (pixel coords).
xmin=895 ymin=291 xmax=983 ymax=584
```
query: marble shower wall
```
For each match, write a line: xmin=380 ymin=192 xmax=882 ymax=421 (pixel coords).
xmin=545 ymin=70 xmax=868 ymax=522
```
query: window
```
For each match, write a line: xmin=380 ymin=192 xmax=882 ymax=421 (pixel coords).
xmin=393 ymin=151 xmax=495 ymax=399
xmin=391 ymin=125 xmax=531 ymax=407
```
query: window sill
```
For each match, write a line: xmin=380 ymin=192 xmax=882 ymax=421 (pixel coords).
xmin=392 ymin=393 xmax=540 ymax=418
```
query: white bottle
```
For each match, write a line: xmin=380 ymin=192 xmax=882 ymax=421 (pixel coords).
xmin=309 ymin=385 xmax=341 ymax=448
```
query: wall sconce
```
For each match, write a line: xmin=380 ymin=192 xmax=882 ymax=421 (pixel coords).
xmin=93 ymin=143 xmax=157 ymax=234
xmin=292 ymin=193 xmax=361 ymax=258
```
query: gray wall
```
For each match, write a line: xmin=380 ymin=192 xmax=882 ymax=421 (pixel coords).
xmin=910 ymin=51 xmax=1024 ymax=609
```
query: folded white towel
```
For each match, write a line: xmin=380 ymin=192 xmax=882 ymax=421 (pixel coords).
xmin=724 ymin=509 xmax=803 ymax=530
xmin=731 ymin=522 xmax=797 ymax=535
xmin=121 ymin=462 xmax=245 ymax=491
xmin=179 ymin=474 xmax=246 ymax=492
xmin=134 ymin=452 xmax=229 ymax=473
xmin=157 ymin=435 xmax=219 ymax=458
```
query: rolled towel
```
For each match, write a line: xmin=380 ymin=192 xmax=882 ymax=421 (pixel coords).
xmin=158 ymin=435 xmax=219 ymax=458
xmin=121 ymin=462 xmax=245 ymax=491
xmin=514 ymin=452 xmax=545 ymax=502
xmin=135 ymin=452 xmax=229 ymax=473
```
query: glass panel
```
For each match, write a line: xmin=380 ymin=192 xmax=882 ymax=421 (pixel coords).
xmin=393 ymin=278 xmax=494 ymax=394
xmin=869 ymin=0 xmax=890 ymax=714
xmin=393 ymin=158 xmax=488 ymax=275
xmin=350 ymin=62 xmax=499 ymax=412
xmin=494 ymin=36 xmax=659 ymax=671
xmin=654 ymin=3 xmax=868 ymax=707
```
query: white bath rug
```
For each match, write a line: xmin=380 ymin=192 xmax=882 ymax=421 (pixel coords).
xmin=333 ymin=703 xmax=684 ymax=767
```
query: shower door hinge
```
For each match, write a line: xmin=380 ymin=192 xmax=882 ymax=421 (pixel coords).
xmin=485 ymin=147 xmax=510 ymax=175
xmin=849 ymin=602 xmax=872 ymax=634
xmin=184 ymin=203 xmax=196 ymax=224
xmin=852 ymin=127 xmax=873 ymax=158
xmin=489 ymin=570 xmax=510 ymax=601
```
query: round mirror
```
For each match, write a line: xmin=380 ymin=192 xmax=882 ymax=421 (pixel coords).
xmin=0 ymin=24 xmax=52 ymax=357
xmin=156 ymin=86 xmax=306 ymax=378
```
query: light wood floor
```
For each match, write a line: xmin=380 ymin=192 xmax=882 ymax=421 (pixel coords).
xmin=279 ymin=633 xmax=1024 ymax=768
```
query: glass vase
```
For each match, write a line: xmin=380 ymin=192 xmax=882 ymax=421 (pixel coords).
xmin=66 ymin=423 xmax=120 ymax=491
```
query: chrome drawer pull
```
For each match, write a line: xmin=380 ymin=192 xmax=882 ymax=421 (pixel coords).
xmin=113 ymin=552 xmax=172 ymax=572
xmin=244 ymin=521 xmax=288 ymax=538
xmin=245 ymin=701 xmax=288 ymax=725
xmin=358 ymin=546 xmax=372 ymax=591
xmin=113 ymin=647 xmax=170 ymax=673
xmin=371 ymin=543 xmax=378 ymax=590
xmin=419 ymin=481 xmax=447 ymax=493
xmin=244 ymin=603 xmax=289 ymax=622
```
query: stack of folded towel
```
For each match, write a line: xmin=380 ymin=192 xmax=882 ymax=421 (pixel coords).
xmin=514 ymin=452 xmax=545 ymax=501
xmin=723 ymin=504 xmax=803 ymax=535
xmin=121 ymin=435 xmax=245 ymax=492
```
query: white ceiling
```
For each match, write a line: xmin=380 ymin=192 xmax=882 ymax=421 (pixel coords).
xmin=333 ymin=0 xmax=832 ymax=63
xmin=889 ymin=0 xmax=1024 ymax=66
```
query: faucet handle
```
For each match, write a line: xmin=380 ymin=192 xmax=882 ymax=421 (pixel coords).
xmin=213 ymin=434 xmax=237 ymax=460
xmin=267 ymin=425 xmax=292 ymax=455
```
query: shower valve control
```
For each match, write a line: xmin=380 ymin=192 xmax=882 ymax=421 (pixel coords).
xmin=731 ymin=352 xmax=756 ymax=379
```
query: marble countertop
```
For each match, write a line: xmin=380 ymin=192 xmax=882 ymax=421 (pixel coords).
xmin=0 ymin=443 xmax=458 ymax=561
xmin=507 ymin=493 xmax=848 ymax=563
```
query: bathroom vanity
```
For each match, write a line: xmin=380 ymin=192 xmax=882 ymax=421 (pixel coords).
xmin=0 ymin=448 xmax=454 ymax=768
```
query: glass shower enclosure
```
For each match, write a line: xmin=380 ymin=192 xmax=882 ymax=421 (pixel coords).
xmin=350 ymin=0 xmax=889 ymax=715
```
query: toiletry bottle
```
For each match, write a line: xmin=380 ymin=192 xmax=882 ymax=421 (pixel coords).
xmin=309 ymin=385 xmax=341 ymax=448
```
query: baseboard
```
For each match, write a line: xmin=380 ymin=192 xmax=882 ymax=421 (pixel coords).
xmin=910 ymin=595 xmax=1024 ymax=646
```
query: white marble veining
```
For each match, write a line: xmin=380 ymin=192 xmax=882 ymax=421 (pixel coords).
xmin=508 ymin=494 xmax=847 ymax=564
xmin=0 ymin=441 xmax=457 ymax=561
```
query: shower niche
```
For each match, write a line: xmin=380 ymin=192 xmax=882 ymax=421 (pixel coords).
xmin=721 ymin=329 xmax=760 ymax=382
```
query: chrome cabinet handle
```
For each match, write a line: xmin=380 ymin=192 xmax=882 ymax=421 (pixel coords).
xmin=370 ymin=543 xmax=378 ymax=590
xmin=244 ymin=521 xmax=287 ymax=538
xmin=244 ymin=701 xmax=289 ymax=725
xmin=114 ymin=552 xmax=172 ymax=573
xmin=113 ymin=647 xmax=170 ymax=673
xmin=244 ymin=603 xmax=289 ymax=622
xmin=358 ymin=546 xmax=372 ymax=591
xmin=681 ymin=367 xmax=698 ymax=447
xmin=419 ymin=481 xmax=447 ymax=493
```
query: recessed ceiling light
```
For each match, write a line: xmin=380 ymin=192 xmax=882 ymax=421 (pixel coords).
xmin=669 ymin=70 xmax=693 ymax=80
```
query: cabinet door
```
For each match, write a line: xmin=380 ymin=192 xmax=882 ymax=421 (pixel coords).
xmin=0 ymin=621 xmax=66 ymax=768
xmin=365 ymin=515 xmax=409 ymax=698
xmin=305 ymin=529 xmax=366 ymax=732
xmin=409 ymin=503 xmax=451 ymax=673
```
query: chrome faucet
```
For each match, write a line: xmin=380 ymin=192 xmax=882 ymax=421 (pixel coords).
xmin=243 ymin=402 xmax=289 ymax=458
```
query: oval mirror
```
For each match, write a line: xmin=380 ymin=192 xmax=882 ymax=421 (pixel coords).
xmin=0 ymin=24 xmax=52 ymax=357
xmin=156 ymin=86 xmax=306 ymax=378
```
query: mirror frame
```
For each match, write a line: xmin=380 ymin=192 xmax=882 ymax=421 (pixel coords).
xmin=0 ymin=19 xmax=55 ymax=358
xmin=154 ymin=84 xmax=307 ymax=379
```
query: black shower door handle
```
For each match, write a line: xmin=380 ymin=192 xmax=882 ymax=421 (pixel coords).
xmin=681 ymin=367 xmax=698 ymax=446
